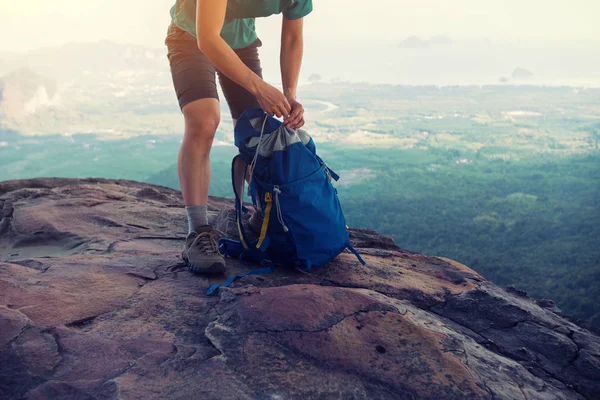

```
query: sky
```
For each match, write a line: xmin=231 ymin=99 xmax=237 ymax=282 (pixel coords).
xmin=1 ymin=0 xmax=598 ymax=52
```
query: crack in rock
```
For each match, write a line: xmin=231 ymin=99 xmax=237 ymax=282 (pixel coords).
xmin=246 ymin=309 xmax=386 ymax=334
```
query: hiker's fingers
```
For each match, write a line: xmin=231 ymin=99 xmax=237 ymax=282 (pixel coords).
xmin=286 ymin=109 xmax=303 ymax=126
xmin=274 ymin=101 xmax=291 ymax=118
xmin=289 ymin=116 xmax=305 ymax=129
xmin=266 ymin=106 xmax=283 ymax=118
xmin=277 ymin=103 xmax=294 ymax=118
xmin=283 ymin=99 xmax=292 ymax=115
xmin=285 ymin=101 xmax=304 ymax=127
xmin=289 ymin=102 xmax=303 ymax=120
xmin=275 ymin=106 xmax=287 ymax=118
xmin=285 ymin=114 xmax=302 ymax=127
xmin=257 ymin=83 xmax=290 ymax=118
xmin=286 ymin=112 xmax=305 ymax=129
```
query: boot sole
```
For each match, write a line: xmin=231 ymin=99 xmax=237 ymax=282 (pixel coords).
xmin=187 ymin=261 xmax=226 ymax=275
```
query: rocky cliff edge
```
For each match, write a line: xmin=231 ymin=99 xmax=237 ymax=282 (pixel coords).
xmin=0 ymin=178 xmax=599 ymax=399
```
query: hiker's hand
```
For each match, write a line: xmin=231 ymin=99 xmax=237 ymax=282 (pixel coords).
xmin=256 ymin=82 xmax=291 ymax=118
xmin=284 ymin=98 xmax=305 ymax=129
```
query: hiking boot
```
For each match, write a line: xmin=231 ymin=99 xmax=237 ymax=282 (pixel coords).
xmin=182 ymin=226 xmax=226 ymax=274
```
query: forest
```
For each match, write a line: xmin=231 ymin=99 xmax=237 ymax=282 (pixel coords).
xmin=326 ymin=147 xmax=599 ymax=326
xmin=144 ymin=145 xmax=600 ymax=326
xmin=2 ymin=84 xmax=598 ymax=326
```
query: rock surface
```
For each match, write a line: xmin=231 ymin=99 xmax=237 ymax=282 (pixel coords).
xmin=1 ymin=178 xmax=598 ymax=400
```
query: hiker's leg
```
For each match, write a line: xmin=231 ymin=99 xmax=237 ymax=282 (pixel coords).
xmin=179 ymin=99 xmax=220 ymax=230
xmin=179 ymin=106 xmax=226 ymax=274
xmin=165 ymin=23 xmax=226 ymax=273
xmin=166 ymin=22 xmax=220 ymax=232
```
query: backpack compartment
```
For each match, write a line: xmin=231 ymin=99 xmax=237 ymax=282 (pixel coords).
xmin=250 ymin=184 xmax=297 ymax=264
xmin=262 ymin=164 xmax=349 ymax=269
xmin=235 ymin=109 xmax=356 ymax=269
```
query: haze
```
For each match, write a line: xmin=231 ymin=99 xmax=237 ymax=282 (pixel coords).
xmin=1 ymin=0 xmax=598 ymax=52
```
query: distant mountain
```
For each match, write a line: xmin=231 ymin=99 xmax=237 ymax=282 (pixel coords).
xmin=1 ymin=41 xmax=399 ymax=138
xmin=0 ymin=69 xmax=60 ymax=130
xmin=512 ymin=68 xmax=535 ymax=79
xmin=0 ymin=42 xmax=182 ymax=136
xmin=399 ymin=36 xmax=430 ymax=49
xmin=0 ymin=41 xmax=167 ymax=81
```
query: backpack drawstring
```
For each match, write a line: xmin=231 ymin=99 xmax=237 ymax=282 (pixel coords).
xmin=273 ymin=185 xmax=289 ymax=232
xmin=249 ymin=115 xmax=289 ymax=233
xmin=248 ymin=115 xmax=268 ymax=188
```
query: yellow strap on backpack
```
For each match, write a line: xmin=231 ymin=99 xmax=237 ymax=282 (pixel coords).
xmin=237 ymin=218 xmax=248 ymax=249
xmin=256 ymin=192 xmax=272 ymax=249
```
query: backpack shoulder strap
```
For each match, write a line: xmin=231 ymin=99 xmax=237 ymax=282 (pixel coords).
xmin=232 ymin=154 xmax=252 ymax=248
xmin=231 ymin=154 xmax=273 ymax=251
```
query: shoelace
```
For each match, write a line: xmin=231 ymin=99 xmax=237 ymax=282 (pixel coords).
xmin=193 ymin=229 xmax=226 ymax=256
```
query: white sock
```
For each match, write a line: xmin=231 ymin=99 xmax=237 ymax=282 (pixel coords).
xmin=185 ymin=205 xmax=208 ymax=234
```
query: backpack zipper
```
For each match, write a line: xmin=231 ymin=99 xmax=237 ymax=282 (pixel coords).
xmin=273 ymin=185 xmax=289 ymax=232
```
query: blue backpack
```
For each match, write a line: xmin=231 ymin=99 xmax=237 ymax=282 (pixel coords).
xmin=207 ymin=109 xmax=364 ymax=295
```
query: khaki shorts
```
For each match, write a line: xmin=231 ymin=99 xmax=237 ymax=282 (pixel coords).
xmin=165 ymin=23 xmax=263 ymax=119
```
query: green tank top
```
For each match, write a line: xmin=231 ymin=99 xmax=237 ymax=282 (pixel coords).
xmin=170 ymin=0 xmax=313 ymax=50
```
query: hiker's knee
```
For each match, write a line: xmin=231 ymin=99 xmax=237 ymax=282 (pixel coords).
xmin=184 ymin=119 xmax=219 ymax=149
xmin=182 ymin=99 xmax=220 ymax=147
xmin=184 ymin=116 xmax=219 ymax=144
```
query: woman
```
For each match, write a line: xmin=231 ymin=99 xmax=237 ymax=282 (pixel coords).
xmin=165 ymin=0 xmax=312 ymax=273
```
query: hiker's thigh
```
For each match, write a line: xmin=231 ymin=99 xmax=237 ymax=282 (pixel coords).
xmin=165 ymin=23 xmax=220 ymax=141
xmin=166 ymin=23 xmax=219 ymax=113
xmin=218 ymin=40 xmax=263 ymax=121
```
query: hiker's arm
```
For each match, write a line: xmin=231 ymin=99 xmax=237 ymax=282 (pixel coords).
xmin=281 ymin=16 xmax=305 ymax=128
xmin=196 ymin=0 xmax=290 ymax=117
